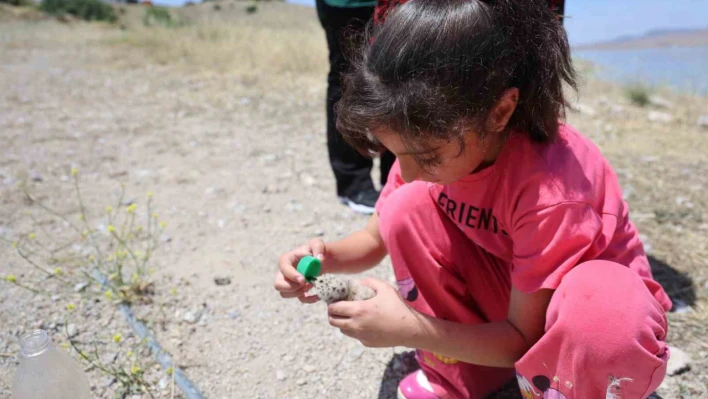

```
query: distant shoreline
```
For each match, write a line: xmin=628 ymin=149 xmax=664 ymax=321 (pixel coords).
xmin=574 ymin=29 xmax=708 ymax=51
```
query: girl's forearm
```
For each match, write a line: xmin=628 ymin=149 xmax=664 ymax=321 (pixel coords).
xmin=322 ymin=215 xmax=387 ymax=274
xmin=406 ymin=314 xmax=530 ymax=368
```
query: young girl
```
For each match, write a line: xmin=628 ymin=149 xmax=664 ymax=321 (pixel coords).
xmin=274 ymin=0 xmax=671 ymax=398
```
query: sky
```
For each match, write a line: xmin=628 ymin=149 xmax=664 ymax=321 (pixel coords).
xmin=155 ymin=0 xmax=708 ymax=46
xmin=284 ymin=0 xmax=708 ymax=46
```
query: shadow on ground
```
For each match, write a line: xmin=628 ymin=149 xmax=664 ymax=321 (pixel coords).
xmin=648 ymin=255 xmax=696 ymax=311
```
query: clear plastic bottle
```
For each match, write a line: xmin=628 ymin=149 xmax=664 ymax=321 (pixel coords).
xmin=12 ymin=329 xmax=93 ymax=399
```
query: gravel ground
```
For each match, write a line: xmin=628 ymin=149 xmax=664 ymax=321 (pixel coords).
xmin=1 ymin=5 xmax=707 ymax=399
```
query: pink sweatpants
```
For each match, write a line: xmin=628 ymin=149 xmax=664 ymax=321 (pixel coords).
xmin=378 ymin=182 xmax=669 ymax=399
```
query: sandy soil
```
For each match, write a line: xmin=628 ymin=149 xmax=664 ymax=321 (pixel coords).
xmin=1 ymin=3 xmax=707 ymax=398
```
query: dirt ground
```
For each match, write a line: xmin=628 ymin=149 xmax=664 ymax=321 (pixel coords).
xmin=0 ymin=3 xmax=707 ymax=398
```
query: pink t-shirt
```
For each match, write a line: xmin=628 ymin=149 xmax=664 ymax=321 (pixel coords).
xmin=377 ymin=124 xmax=671 ymax=311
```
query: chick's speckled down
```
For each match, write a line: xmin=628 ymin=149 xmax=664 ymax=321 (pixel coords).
xmin=313 ymin=274 xmax=375 ymax=304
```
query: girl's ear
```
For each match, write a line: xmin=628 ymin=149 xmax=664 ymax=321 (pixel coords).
xmin=486 ymin=88 xmax=519 ymax=133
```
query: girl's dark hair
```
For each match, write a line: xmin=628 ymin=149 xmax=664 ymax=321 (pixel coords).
xmin=336 ymin=0 xmax=577 ymax=162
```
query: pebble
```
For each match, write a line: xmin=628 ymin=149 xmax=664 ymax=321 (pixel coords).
xmin=296 ymin=378 xmax=307 ymax=386
xmin=647 ymin=111 xmax=674 ymax=123
xmin=314 ymin=229 xmax=325 ymax=237
xmin=667 ymin=347 xmax=691 ymax=376
xmin=158 ymin=376 xmax=170 ymax=390
xmin=161 ymin=234 xmax=172 ymax=243
xmin=276 ymin=370 xmax=286 ymax=381
xmin=214 ymin=276 xmax=231 ymax=286
xmin=672 ymin=300 xmax=693 ymax=314
xmin=227 ymin=310 xmax=240 ymax=319
xmin=347 ymin=345 xmax=365 ymax=361
xmin=183 ymin=311 xmax=199 ymax=324
xmin=101 ymin=352 xmax=118 ymax=365
xmin=73 ymin=282 xmax=90 ymax=292
xmin=698 ymin=115 xmax=708 ymax=129
xmin=648 ymin=95 xmax=674 ymax=109
xmin=30 ymin=170 xmax=43 ymax=182
xmin=66 ymin=324 xmax=79 ymax=338
xmin=570 ymin=102 xmax=597 ymax=116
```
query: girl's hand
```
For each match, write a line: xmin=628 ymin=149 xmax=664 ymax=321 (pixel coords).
xmin=327 ymin=278 xmax=422 ymax=348
xmin=273 ymin=239 xmax=326 ymax=304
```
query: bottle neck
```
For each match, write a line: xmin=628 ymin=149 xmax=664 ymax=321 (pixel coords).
xmin=19 ymin=330 xmax=52 ymax=358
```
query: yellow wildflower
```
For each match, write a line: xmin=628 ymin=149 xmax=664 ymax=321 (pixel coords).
xmin=170 ymin=287 xmax=178 ymax=295
xmin=152 ymin=213 xmax=158 ymax=219
xmin=59 ymin=342 xmax=70 ymax=349
xmin=107 ymin=225 xmax=116 ymax=233
xmin=126 ymin=204 xmax=137 ymax=214
xmin=78 ymin=214 xmax=84 ymax=221
xmin=28 ymin=233 xmax=36 ymax=240
xmin=136 ymin=226 xmax=143 ymax=232
xmin=104 ymin=290 xmax=114 ymax=300
xmin=160 ymin=221 xmax=167 ymax=229
xmin=131 ymin=273 xmax=139 ymax=283
xmin=107 ymin=254 xmax=114 ymax=262
xmin=88 ymin=255 xmax=95 ymax=261
xmin=66 ymin=303 xmax=76 ymax=311
xmin=131 ymin=365 xmax=141 ymax=375
xmin=135 ymin=250 xmax=142 ymax=257
xmin=127 ymin=350 xmax=134 ymax=358
xmin=113 ymin=334 xmax=122 ymax=343
xmin=71 ymin=167 xmax=78 ymax=176
xmin=11 ymin=242 xmax=18 ymax=248
xmin=147 ymin=191 xmax=154 ymax=199
xmin=5 ymin=275 xmax=17 ymax=283
xmin=53 ymin=267 xmax=62 ymax=275
xmin=166 ymin=367 xmax=174 ymax=375
xmin=106 ymin=206 xmax=113 ymax=214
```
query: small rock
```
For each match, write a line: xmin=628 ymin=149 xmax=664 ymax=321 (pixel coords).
xmin=260 ymin=154 xmax=278 ymax=163
xmin=227 ymin=311 xmax=240 ymax=319
xmin=73 ymin=282 xmax=90 ymax=292
xmin=121 ymin=199 xmax=135 ymax=207
xmin=698 ymin=115 xmax=708 ymax=129
xmin=30 ymin=170 xmax=43 ymax=182
xmin=183 ymin=311 xmax=199 ymax=324
xmin=648 ymin=95 xmax=674 ymax=109
xmin=198 ymin=317 xmax=208 ymax=327
xmin=300 ymin=174 xmax=316 ymax=186
xmin=103 ymin=377 xmax=116 ymax=388
xmin=67 ymin=324 xmax=79 ymax=338
xmin=296 ymin=378 xmax=307 ymax=386
xmin=217 ymin=219 xmax=226 ymax=229
xmin=570 ymin=102 xmax=597 ymax=116
xmin=158 ymin=376 xmax=170 ymax=390
xmin=101 ymin=352 xmax=118 ymax=365
xmin=214 ymin=277 xmax=231 ymax=286
xmin=314 ymin=229 xmax=325 ymax=237
xmin=303 ymin=365 xmax=316 ymax=373
xmin=672 ymin=300 xmax=693 ymax=314
xmin=51 ymin=295 xmax=61 ymax=302
xmin=647 ymin=111 xmax=674 ymax=123
xmin=276 ymin=370 xmax=286 ymax=381
xmin=286 ymin=200 xmax=302 ymax=212
xmin=161 ymin=234 xmax=172 ymax=243
xmin=609 ymin=104 xmax=625 ymax=115
xmin=667 ymin=347 xmax=691 ymax=376
xmin=347 ymin=345 xmax=365 ymax=361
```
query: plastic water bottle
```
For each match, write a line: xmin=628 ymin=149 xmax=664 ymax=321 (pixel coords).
xmin=12 ymin=329 xmax=93 ymax=399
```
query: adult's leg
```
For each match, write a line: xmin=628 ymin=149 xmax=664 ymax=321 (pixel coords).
xmin=316 ymin=0 xmax=376 ymax=199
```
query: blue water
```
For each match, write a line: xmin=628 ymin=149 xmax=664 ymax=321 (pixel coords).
xmin=574 ymin=46 xmax=708 ymax=96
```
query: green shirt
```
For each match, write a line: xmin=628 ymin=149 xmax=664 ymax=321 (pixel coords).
xmin=323 ymin=0 xmax=376 ymax=8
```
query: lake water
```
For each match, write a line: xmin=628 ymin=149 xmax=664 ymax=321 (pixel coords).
xmin=574 ymin=46 xmax=708 ymax=96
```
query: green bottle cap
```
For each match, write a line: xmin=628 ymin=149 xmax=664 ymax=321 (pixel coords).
xmin=297 ymin=255 xmax=321 ymax=282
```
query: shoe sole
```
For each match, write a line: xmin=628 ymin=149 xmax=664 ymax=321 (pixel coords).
xmin=338 ymin=196 xmax=376 ymax=215
xmin=397 ymin=388 xmax=407 ymax=399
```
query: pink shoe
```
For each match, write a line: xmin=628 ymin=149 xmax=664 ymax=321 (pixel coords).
xmin=397 ymin=370 xmax=440 ymax=399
